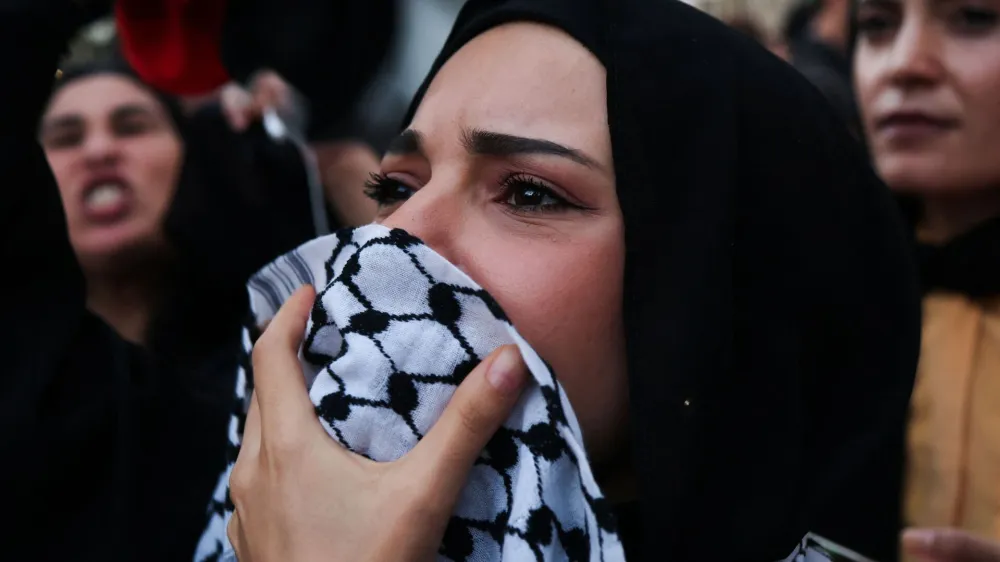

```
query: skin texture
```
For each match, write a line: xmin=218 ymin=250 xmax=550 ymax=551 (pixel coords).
xmin=854 ymin=0 xmax=1000 ymax=239
xmin=229 ymin=23 xmax=631 ymax=562
xmin=41 ymin=74 xmax=182 ymax=273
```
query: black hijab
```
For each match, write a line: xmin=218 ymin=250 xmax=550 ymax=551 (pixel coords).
xmin=52 ymin=62 xmax=186 ymax=132
xmin=403 ymin=1 xmax=920 ymax=560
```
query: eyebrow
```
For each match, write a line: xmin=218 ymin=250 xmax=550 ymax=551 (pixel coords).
xmin=110 ymin=104 xmax=157 ymax=122
xmin=41 ymin=104 xmax=158 ymax=135
xmin=463 ymin=128 xmax=600 ymax=169
xmin=41 ymin=114 xmax=83 ymax=136
xmin=385 ymin=127 xmax=602 ymax=169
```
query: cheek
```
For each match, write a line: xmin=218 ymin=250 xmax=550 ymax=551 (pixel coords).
xmin=927 ymin=48 xmax=1000 ymax=188
xmin=129 ymin=138 xmax=183 ymax=220
xmin=956 ymin=52 xmax=1000 ymax=140
xmin=462 ymin=221 xmax=628 ymax=460
xmin=467 ymin=224 xmax=623 ymax=345
xmin=44 ymin=152 xmax=91 ymax=239
xmin=853 ymin=52 xmax=881 ymax=122
xmin=44 ymin=152 xmax=78 ymax=209
xmin=504 ymin=246 xmax=621 ymax=345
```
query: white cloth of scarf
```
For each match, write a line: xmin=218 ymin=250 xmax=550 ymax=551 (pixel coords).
xmin=195 ymin=224 xmax=626 ymax=562
xmin=194 ymin=225 xmax=876 ymax=562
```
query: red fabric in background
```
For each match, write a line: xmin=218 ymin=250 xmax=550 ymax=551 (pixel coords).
xmin=115 ymin=0 xmax=231 ymax=96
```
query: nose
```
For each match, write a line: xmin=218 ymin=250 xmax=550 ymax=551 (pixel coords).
xmin=380 ymin=175 xmax=465 ymax=266
xmin=884 ymin=17 xmax=944 ymax=88
xmin=81 ymin=130 xmax=122 ymax=170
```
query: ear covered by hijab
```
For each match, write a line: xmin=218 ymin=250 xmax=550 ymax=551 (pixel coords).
xmin=403 ymin=1 xmax=921 ymax=561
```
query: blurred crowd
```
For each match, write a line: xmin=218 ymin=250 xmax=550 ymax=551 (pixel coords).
xmin=4 ymin=0 xmax=1000 ymax=561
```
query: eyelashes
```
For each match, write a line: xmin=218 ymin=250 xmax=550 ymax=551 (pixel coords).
xmin=497 ymin=172 xmax=578 ymax=212
xmin=363 ymin=171 xmax=586 ymax=214
xmin=954 ymin=6 xmax=999 ymax=31
xmin=364 ymin=172 xmax=412 ymax=206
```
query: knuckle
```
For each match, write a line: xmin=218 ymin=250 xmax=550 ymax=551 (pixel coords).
xmin=265 ymin=432 xmax=307 ymax=465
xmin=250 ymin=336 xmax=271 ymax=372
xmin=229 ymin=465 xmax=251 ymax=501
xmin=456 ymin=401 xmax=490 ymax=440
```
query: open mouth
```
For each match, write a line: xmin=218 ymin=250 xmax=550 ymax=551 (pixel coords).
xmin=81 ymin=177 xmax=132 ymax=222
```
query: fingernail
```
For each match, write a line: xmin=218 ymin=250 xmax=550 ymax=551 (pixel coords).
xmin=486 ymin=346 xmax=526 ymax=393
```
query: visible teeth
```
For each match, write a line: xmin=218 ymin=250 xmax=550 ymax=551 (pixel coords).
xmin=86 ymin=183 xmax=124 ymax=209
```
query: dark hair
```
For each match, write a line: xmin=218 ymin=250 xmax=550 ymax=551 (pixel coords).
xmin=49 ymin=60 xmax=186 ymax=134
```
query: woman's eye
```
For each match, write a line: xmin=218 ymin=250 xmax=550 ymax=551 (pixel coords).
xmin=856 ymin=10 xmax=898 ymax=39
xmin=364 ymin=173 xmax=415 ymax=207
xmin=114 ymin=119 xmax=153 ymax=137
xmin=44 ymin=132 xmax=83 ymax=149
xmin=501 ymin=174 xmax=571 ymax=213
xmin=857 ymin=15 xmax=892 ymax=33
xmin=952 ymin=6 xmax=998 ymax=32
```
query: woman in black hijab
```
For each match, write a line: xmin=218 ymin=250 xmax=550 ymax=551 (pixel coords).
xmin=853 ymin=0 xmax=1000 ymax=559
xmin=39 ymin=62 xmax=319 ymax=347
xmin=226 ymin=0 xmax=921 ymax=561
xmin=1 ymin=2 xmax=319 ymax=559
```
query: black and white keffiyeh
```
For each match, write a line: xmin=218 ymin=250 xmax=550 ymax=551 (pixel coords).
xmin=193 ymin=225 xmax=875 ymax=562
xmin=196 ymin=224 xmax=626 ymax=562
xmin=781 ymin=534 xmax=880 ymax=562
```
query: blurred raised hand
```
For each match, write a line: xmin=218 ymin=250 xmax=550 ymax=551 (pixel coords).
xmin=220 ymin=69 xmax=305 ymax=133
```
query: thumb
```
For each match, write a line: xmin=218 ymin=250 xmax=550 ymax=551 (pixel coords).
xmin=407 ymin=345 xmax=528 ymax=498
xmin=903 ymin=528 xmax=1000 ymax=562
xmin=251 ymin=285 xmax=318 ymax=438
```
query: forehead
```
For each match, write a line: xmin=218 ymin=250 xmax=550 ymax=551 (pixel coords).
xmin=45 ymin=74 xmax=163 ymax=119
xmin=411 ymin=22 xmax=610 ymax=157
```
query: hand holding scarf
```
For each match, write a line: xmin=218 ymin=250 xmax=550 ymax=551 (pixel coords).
xmin=227 ymin=286 xmax=530 ymax=562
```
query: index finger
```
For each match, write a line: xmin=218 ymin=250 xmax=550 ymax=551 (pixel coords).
xmin=406 ymin=345 xmax=527 ymax=500
xmin=251 ymin=285 xmax=317 ymax=436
